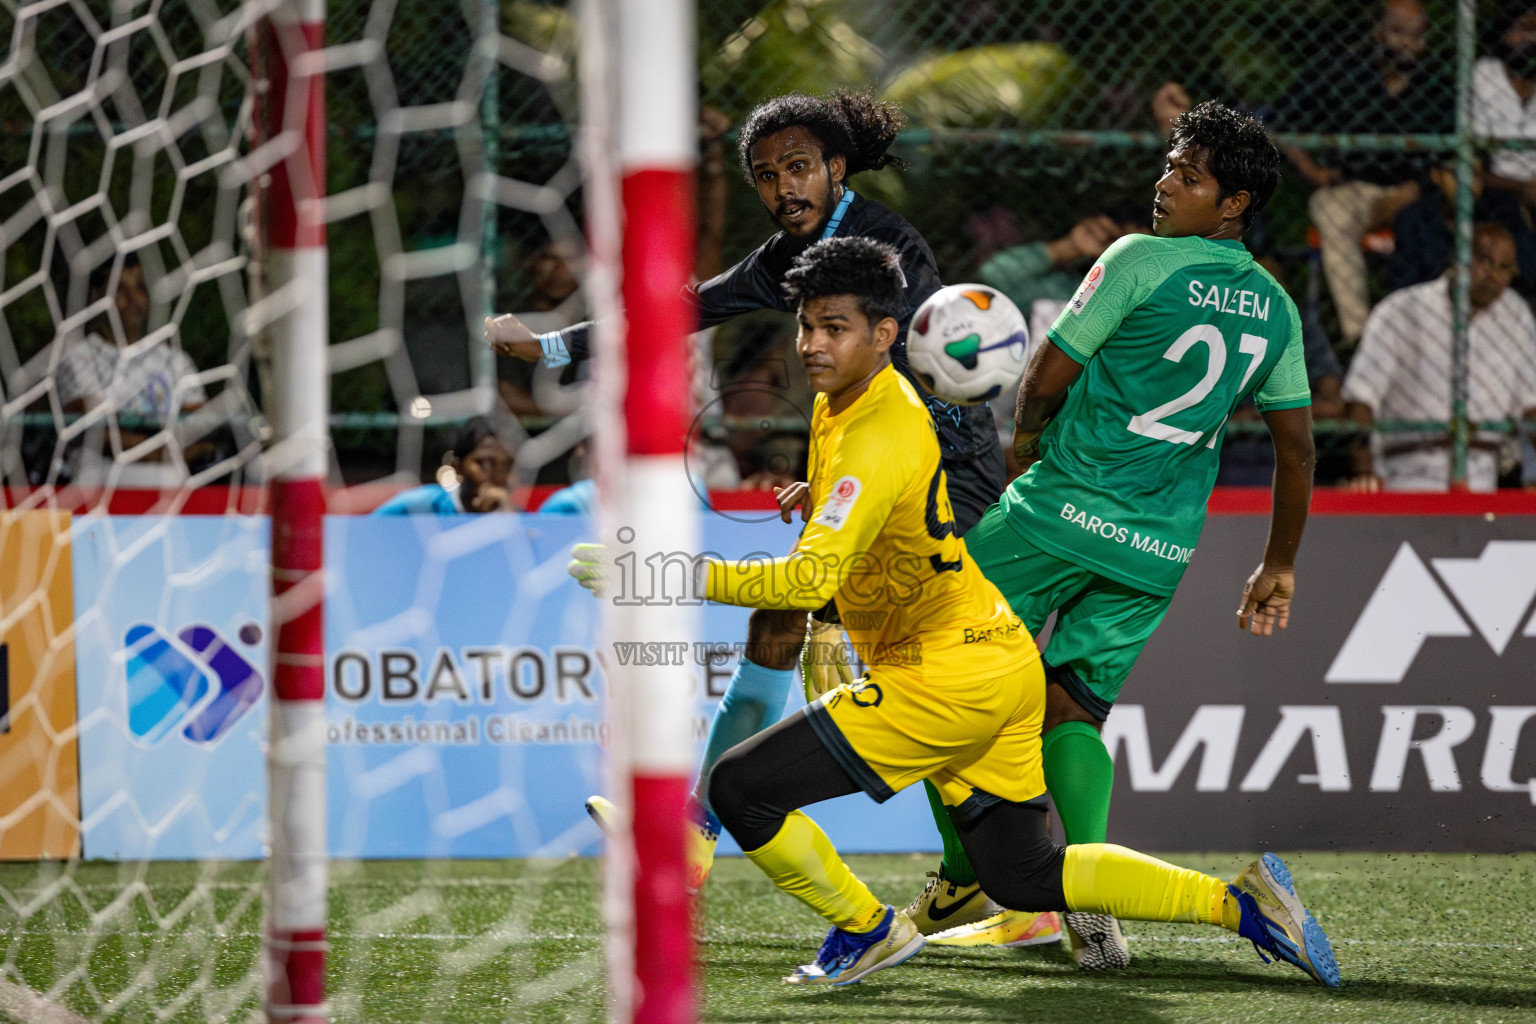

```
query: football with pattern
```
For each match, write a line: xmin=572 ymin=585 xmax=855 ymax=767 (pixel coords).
xmin=905 ymin=285 xmax=1030 ymax=405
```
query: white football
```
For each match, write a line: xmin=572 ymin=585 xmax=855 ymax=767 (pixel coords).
xmin=905 ymin=284 xmax=1030 ymax=406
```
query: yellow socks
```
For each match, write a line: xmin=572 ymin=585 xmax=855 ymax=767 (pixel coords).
xmin=743 ymin=810 xmax=885 ymax=933
xmin=1218 ymin=885 xmax=1243 ymax=931
xmin=1062 ymin=843 xmax=1235 ymax=929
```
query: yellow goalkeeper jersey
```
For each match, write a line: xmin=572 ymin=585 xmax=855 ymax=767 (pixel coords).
xmin=706 ymin=363 xmax=1037 ymax=679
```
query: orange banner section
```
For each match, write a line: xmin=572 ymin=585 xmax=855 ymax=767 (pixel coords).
xmin=0 ymin=511 xmax=80 ymax=859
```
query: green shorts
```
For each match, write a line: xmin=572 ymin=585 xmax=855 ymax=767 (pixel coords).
xmin=964 ymin=501 xmax=1172 ymax=720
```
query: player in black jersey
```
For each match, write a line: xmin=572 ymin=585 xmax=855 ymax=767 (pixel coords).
xmin=487 ymin=91 xmax=1004 ymax=524
xmin=488 ymin=91 xmax=1005 ymax=897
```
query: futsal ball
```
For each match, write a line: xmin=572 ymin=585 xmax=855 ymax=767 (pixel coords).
xmin=905 ymin=285 xmax=1030 ymax=406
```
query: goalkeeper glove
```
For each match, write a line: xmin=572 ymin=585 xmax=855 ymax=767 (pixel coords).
xmin=800 ymin=613 xmax=854 ymax=703
xmin=567 ymin=542 xmax=608 ymax=596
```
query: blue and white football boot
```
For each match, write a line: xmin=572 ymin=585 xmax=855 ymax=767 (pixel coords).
xmin=1228 ymin=853 xmax=1341 ymax=987
xmin=784 ymin=906 xmax=926 ymax=986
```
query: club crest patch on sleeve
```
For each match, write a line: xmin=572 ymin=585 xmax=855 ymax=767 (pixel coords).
xmin=814 ymin=476 xmax=863 ymax=530
xmin=1068 ymin=263 xmax=1105 ymax=316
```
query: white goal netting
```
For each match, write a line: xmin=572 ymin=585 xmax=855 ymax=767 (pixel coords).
xmin=0 ymin=0 xmax=614 ymax=1020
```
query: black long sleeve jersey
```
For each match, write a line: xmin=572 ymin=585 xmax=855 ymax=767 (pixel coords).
xmin=553 ymin=193 xmax=997 ymax=460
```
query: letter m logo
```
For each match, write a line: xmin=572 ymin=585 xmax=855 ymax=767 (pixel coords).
xmin=1103 ymin=705 xmax=1246 ymax=791
xmin=1326 ymin=542 xmax=1536 ymax=684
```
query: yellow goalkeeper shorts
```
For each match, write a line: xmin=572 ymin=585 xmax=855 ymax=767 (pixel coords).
xmin=804 ymin=654 xmax=1047 ymax=818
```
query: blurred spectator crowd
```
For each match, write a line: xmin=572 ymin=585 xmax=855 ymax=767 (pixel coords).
xmin=484 ymin=0 xmax=1536 ymax=501
xmin=6 ymin=0 xmax=1536 ymax=501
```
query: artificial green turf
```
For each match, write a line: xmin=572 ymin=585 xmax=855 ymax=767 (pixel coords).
xmin=1 ymin=853 xmax=1533 ymax=1023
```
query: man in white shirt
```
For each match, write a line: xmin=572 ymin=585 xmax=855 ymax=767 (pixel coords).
xmin=1474 ymin=7 xmax=1536 ymax=209
xmin=1344 ymin=222 xmax=1536 ymax=491
xmin=54 ymin=258 xmax=208 ymax=486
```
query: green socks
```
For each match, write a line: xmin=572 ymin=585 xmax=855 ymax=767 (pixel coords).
xmin=926 ymin=720 xmax=1114 ymax=885
xmin=1042 ymin=720 xmax=1114 ymax=844
xmin=925 ymin=779 xmax=977 ymax=886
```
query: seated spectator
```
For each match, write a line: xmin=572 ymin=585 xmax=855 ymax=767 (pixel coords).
xmin=539 ymin=439 xmax=596 ymax=515
xmin=1474 ymin=6 xmax=1536 ymax=214
xmin=978 ymin=204 xmax=1152 ymax=480
xmin=374 ymin=418 xmax=516 ymax=514
xmin=1343 ymin=222 xmax=1536 ymax=491
xmin=1151 ymin=81 xmax=1193 ymax=138
xmin=1217 ymin=256 xmax=1348 ymax=486
xmin=54 ymin=255 xmax=209 ymax=485
xmin=1270 ymin=0 xmax=1454 ymax=346
xmin=1389 ymin=157 xmax=1536 ymax=291
xmin=976 ymin=204 xmax=1151 ymax=323
xmin=540 ymin=477 xmax=595 ymax=515
xmin=710 ymin=321 xmax=807 ymax=491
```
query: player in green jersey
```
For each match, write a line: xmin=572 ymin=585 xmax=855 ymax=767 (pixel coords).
xmin=906 ymin=102 xmax=1317 ymax=967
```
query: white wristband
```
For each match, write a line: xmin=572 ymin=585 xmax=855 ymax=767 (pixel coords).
xmin=538 ymin=331 xmax=571 ymax=368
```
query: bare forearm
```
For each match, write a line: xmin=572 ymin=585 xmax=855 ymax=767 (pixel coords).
xmin=1011 ymin=394 xmax=1066 ymax=468
xmin=1264 ymin=448 xmax=1313 ymax=569
xmin=1012 ymin=340 xmax=1083 ymax=467
xmin=1015 ymin=387 xmax=1067 ymax=433
xmin=1345 ymin=400 xmax=1376 ymax=476
xmin=1285 ymin=146 xmax=1323 ymax=180
xmin=696 ymin=169 xmax=727 ymax=280
xmin=1260 ymin=406 xmax=1315 ymax=569
xmin=1483 ymin=171 xmax=1529 ymax=197
xmin=1043 ymin=235 xmax=1081 ymax=268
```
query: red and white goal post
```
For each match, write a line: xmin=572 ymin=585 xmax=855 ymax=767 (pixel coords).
xmin=250 ymin=0 xmax=702 ymax=1019
xmin=253 ymin=0 xmax=329 ymax=1020
xmin=581 ymin=0 xmax=701 ymax=1021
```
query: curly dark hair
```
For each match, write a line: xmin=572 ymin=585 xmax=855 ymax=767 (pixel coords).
xmin=1168 ymin=101 xmax=1280 ymax=229
xmin=781 ymin=236 xmax=905 ymax=325
xmin=452 ymin=416 xmax=499 ymax=461
xmin=737 ymin=90 xmax=907 ymax=187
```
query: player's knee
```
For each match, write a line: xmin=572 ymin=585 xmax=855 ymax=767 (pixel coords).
xmin=974 ymin=843 xmax=1069 ymax=913
xmin=1042 ymin=666 xmax=1105 ymax=733
xmin=1043 ymin=692 xmax=1102 ymax=734
xmin=707 ymin=750 xmax=780 ymax=850
xmin=744 ymin=608 xmax=806 ymax=670
xmin=960 ymin=803 xmax=1070 ymax=912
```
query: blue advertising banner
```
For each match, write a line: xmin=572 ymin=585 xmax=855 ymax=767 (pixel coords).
xmin=73 ymin=516 xmax=270 ymax=860
xmin=71 ymin=512 xmax=943 ymax=862
xmin=324 ymin=513 xmax=940 ymax=859
xmin=68 ymin=511 xmax=1536 ymax=860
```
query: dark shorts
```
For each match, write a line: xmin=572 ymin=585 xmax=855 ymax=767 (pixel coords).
xmin=943 ymin=431 xmax=1007 ymax=537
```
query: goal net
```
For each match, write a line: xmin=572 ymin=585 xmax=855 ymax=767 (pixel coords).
xmin=0 ymin=0 xmax=275 ymax=1018
xmin=0 ymin=0 xmax=705 ymax=1019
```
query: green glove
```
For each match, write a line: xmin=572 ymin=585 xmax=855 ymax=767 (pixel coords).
xmin=567 ymin=542 xmax=608 ymax=596
xmin=800 ymin=613 xmax=854 ymax=703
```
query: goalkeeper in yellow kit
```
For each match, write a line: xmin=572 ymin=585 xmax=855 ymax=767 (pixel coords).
xmin=572 ymin=237 xmax=1339 ymax=987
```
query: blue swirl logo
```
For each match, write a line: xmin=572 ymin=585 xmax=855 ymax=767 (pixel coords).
xmin=123 ymin=623 xmax=264 ymax=746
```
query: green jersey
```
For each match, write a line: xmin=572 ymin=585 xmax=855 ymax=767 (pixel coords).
xmin=999 ymin=233 xmax=1310 ymax=596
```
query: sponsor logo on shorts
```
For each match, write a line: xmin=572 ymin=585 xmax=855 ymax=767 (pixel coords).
xmin=1059 ymin=502 xmax=1194 ymax=565
xmin=962 ymin=618 xmax=1024 ymax=644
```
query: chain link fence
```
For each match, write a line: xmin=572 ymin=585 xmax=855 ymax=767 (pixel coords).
xmin=3 ymin=0 xmax=1533 ymax=493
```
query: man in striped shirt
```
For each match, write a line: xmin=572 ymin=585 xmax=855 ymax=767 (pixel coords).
xmin=1343 ymin=221 xmax=1536 ymax=491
